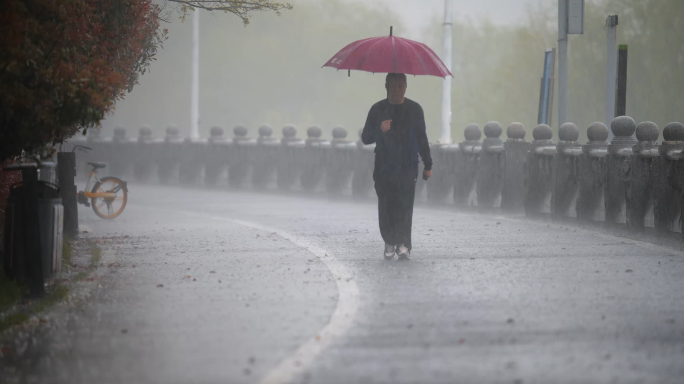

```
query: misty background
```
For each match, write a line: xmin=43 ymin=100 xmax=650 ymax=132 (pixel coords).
xmin=101 ymin=0 xmax=683 ymax=142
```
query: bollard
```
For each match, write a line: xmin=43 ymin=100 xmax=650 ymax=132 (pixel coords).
xmin=204 ymin=126 xmax=230 ymax=186
xmin=553 ymin=122 xmax=582 ymax=218
xmin=326 ymin=126 xmax=356 ymax=195
xmin=109 ymin=126 xmax=133 ymax=178
xmin=427 ymin=142 xmax=458 ymax=204
xmin=252 ymin=124 xmax=280 ymax=190
xmin=605 ymin=116 xmax=637 ymax=226
xmin=627 ymin=122 xmax=659 ymax=231
xmin=476 ymin=121 xmax=505 ymax=208
xmin=133 ymin=125 xmax=158 ymax=183
xmin=277 ymin=125 xmax=305 ymax=191
xmin=228 ymin=125 xmax=256 ymax=188
xmin=157 ymin=125 xmax=184 ymax=184
xmin=525 ymin=124 xmax=555 ymax=216
xmin=654 ymin=122 xmax=684 ymax=235
xmin=300 ymin=126 xmax=330 ymax=192
xmin=351 ymin=128 xmax=375 ymax=199
xmin=57 ymin=152 xmax=78 ymax=237
xmin=453 ymin=124 xmax=482 ymax=207
xmin=577 ymin=122 xmax=609 ymax=222
xmin=501 ymin=123 xmax=529 ymax=212
xmin=179 ymin=135 xmax=208 ymax=185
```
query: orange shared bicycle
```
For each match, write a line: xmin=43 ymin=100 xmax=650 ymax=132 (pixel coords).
xmin=72 ymin=145 xmax=128 ymax=219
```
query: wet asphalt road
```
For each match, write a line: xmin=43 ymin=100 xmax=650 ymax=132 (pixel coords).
xmin=5 ymin=184 xmax=684 ymax=384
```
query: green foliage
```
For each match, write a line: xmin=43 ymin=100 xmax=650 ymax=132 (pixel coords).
xmin=62 ymin=235 xmax=73 ymax=267
xmin=103 ymin=0 xmax=683 ymax=142
xmin=0 ymin=0 xmax=167 ymax=162
xmin=169 ymin=0 xmax=293 ymax=25
xmin=0 ymin=275 xmax=22 ymax=312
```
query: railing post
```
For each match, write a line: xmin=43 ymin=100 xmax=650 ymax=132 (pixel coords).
xmin=577 ymin=122 xmax=609 ymax=222
xmin=300 ymin=126 xmax=329 ymax=193
xmin=605 ymin=116 xmax=637 ymax=226
xmin=253 ymin=124 xmax=280 ymax=190
xmin=654 ymin=122 xmax=684 ymax=236
xmin=351 ymin=128 xmax=375 ymax=199
xmin=179 ymin=135 xmax=208 ymax=185
xmin=326 ymin=126 xmax=355 ymax=195
xmin=525 ymin=124 xmax=555 ymax=217
xmin=204 ymin=126 xmax=229 ymax=186
xmin=553 ymin=122 xmax=582 ymax=218
xmin=476 ymin=121 xmax=504 ymax=208
xmin=158 ymin=125 xmax=183 ymax=184
xmin=454 ymin=124 xmax=482 ymax=207
xmin=133 ymin=125 xmax=156 ymax=183
xmin=501 ymin=123 xmax=529 ymax=212
xmin=627 ymin=122 xmax=659 ymax=231
xmin=277 ymin=125 xmax=304 ymax=191
xmin=110 ymin=126 xmax=132 ymax=179
xmin=229 ymin=125 xmax=256 ymax=189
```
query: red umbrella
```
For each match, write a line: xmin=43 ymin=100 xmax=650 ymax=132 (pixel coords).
xmin=322 ymin=27 xmax=452 ymax=78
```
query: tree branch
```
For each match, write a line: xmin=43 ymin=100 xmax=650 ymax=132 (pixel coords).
xmin=167 ymin=0 xmax=293 ymax=25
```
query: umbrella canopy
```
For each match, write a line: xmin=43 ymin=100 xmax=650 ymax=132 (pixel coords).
xmin=322 ymin=27 xmax=452 ymax=78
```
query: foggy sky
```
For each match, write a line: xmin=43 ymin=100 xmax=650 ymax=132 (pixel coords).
xmin=364 ymin=0 xmax=544 ymax=38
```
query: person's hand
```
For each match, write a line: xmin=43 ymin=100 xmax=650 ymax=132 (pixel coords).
xmin=381 ymin=120 xmax=392 ymax=133
xmin=422 ymin=170 xmax=432 ymax=180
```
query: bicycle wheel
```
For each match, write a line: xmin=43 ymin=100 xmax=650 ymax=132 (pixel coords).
xmin=91 ymin=177 xmax=128 ymax=219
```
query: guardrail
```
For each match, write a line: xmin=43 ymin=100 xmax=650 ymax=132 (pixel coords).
xmin=64 ymin=117 xmax=684 ymax=239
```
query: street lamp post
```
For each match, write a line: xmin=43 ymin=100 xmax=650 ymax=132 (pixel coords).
xmin=191 ymin=10 xmax=200 ymax=139
xmin=440 ymin=0 xmax=453 ymax=144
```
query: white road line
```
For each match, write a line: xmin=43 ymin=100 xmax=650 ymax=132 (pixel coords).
xmin=134 ymin=206 xmax=360 ymax=384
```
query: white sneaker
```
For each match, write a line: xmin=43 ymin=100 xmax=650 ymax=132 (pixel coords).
xmin=384 ymin=243 xmax=396 ymax=260
xmin=397 ymin=244 xmax=410 ymax=260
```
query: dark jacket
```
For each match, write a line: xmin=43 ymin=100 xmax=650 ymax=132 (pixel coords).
xmin=361 ymin=98 xmax=432 ymax=171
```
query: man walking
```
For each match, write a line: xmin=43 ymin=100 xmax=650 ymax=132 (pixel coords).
xmin=361 ymin=73 xmax=432 ymax=260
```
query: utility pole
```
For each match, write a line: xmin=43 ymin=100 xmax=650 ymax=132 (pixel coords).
xmin=615 ymin=44 xmax=628 ymax=117
xmin=190 ymin=10 xmax=200 ymax=139
xmin=558 ymin=0 xmax=568 ymax=130
xmin=440 ymin=0 xmax=453 ymax=144
xmin=558 ymin=0 xmax=584 ymax=130
xmin=605 ymin=15 xmax=618 ymax=128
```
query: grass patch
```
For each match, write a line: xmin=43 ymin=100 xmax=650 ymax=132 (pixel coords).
xmin=87 ymin=239 xmax=102 ymax=267
xmin=0 ymin=284 xmax=69 ymax=333
xmin=0 ymin=238 xmax=100 ymax=334
xmin=0 ymin=276 xmax=23 ymax=312
xmin=0 ymin=312 xmax=29 ymax=332
xmin=62 ymin=235 xmax=73 ymax=267
xmin=73 ymin=271 xmax=89 ymax=282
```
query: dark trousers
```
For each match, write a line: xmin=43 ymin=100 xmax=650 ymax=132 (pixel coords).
xmin=373 ymin=165 xmax=418 ymax=250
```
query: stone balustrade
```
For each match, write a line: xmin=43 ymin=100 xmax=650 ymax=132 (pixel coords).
xmin=64 ymin=117 xmax=684 ymax=239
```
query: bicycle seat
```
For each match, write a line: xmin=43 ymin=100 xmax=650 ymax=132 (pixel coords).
xmin=87 ymin=162 xmax=107 ymax=170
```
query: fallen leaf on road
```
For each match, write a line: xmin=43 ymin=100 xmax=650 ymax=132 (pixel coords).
xmin=459 ymin=338 xmax=466 ymax=344
xmin=249 ymin=357 xmax=256 ymax=364
xmin=183 ymin=275 xmax=192 ymax=279
xmin=192 ymin=278 xmax=196 ymax=282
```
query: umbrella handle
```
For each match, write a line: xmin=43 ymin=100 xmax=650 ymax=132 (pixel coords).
xmin=390 ymin=26 xmax=393 ymax=36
